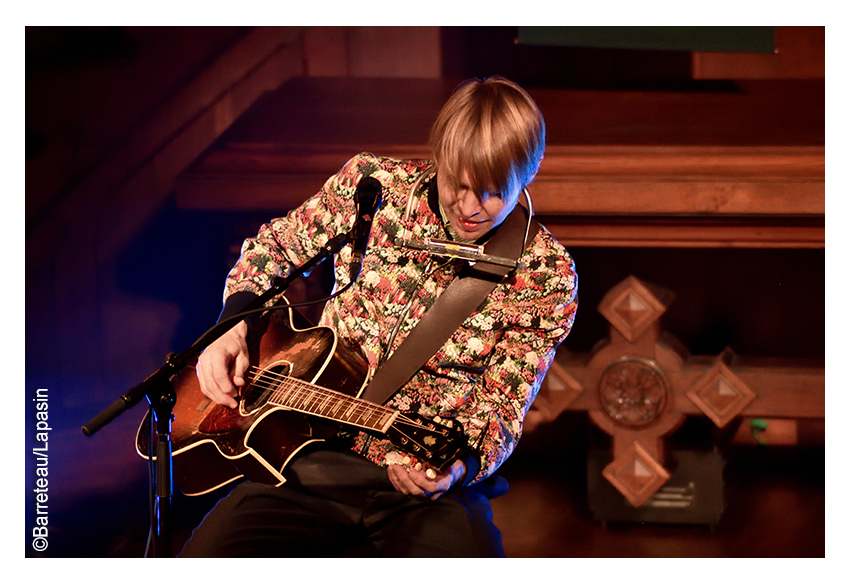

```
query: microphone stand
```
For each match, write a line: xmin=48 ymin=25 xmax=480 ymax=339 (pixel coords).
xmin=81 ymin=229 xmax=360 ymax=557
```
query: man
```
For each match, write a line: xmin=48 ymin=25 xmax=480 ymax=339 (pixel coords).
xmin=181 ymin=76 xmax=578 ymax=557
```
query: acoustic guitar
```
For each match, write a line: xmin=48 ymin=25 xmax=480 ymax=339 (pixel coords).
xmin=136 ymin=303 xmax=466 ymax=496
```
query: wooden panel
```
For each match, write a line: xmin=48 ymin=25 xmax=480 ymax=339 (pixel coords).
xmin=174 ymin=77 xmax=824 ymax=248
xmin=692 ymin=26 xmax=825 ymax=80
xmin=534 ymin=145 xmax=824 ymax=218
xmin=176 ymin=144 xmax=824 ymax=247
xmin=533 ymin=178 xmax=823 ymax=216
xmin=539 ymin=145 xmax=824 ymax=180
xmin=545 ymin=218 xmax=824 ymax=249
xmin=178 ymin=145 xmax=824 ymax=216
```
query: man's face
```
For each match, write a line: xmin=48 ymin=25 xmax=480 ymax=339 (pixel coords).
xmin=436 ymin=170 xmax=518 ymax=241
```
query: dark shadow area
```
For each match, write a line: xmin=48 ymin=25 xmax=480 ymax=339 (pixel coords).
xmin=493 ymin=412 xmax=825 ymax=557
xmin=563 ymin=247 xmax=825 ymax=360
xmin=441 ymin=26 xmax=741 ymax=92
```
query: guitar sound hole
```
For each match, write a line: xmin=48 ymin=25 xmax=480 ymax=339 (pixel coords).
xmin=241 ymin=362 xmax=292 ymax=414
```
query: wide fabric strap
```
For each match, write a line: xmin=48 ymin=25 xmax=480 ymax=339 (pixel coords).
xmin=360 ymin=205 xmax=539 ymax=405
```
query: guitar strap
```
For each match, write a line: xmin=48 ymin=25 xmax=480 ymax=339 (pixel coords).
xmin=360 ymin=204 xmax=540 ymax=406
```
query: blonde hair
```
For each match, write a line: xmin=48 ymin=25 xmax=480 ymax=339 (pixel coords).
xmin=428 ymin=76 xmax=545 ymax=203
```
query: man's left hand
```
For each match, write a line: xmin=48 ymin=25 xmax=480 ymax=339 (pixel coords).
xmin=387 ymin=459 xmax=467 ymax=501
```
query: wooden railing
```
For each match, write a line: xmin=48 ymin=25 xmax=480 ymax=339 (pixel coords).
xmin=175 ymin=78 xmax=824 ymax=250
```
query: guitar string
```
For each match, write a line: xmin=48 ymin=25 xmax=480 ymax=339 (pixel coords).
xmin=247 ymin=379 xmax=432 ymax=433
xmin=244 ymin=365 xmax=379 ymax=418
xmin=250 ymin=389 xmax=382 ymax=429
xmin=244 ymin=366 xmax=386 ymax=424
xmin=243 ymin=367 xmax=443 ymax=457
xmin=188 ymin=362 xmax=453 ymax=462
xmin=241 ymin=365 xmax=449 ymax=434
xmin=235 ymin=367 xmax=454 ymax=461
xmin=188 ymin=363 xmax=447 ymax=454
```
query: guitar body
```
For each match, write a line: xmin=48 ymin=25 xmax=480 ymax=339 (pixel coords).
xmin=136 ymin=305 xmax=370 ymax=496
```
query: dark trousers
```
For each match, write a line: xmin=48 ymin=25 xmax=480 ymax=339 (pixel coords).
xmin=179 ymin=448 xmax=507 ymax=557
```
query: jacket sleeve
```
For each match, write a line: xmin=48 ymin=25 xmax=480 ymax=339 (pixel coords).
xmin=222 ymin=153 xmax=379 ymax=306
xmin=453 ymin=235 xmax=578 ymax=484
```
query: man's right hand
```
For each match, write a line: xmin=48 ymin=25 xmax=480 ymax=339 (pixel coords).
xmin=196 ymin=320 xmax=250 ymax=409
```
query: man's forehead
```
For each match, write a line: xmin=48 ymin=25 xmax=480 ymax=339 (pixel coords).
xmin=455 ymin=168 xmax=500 ymax=194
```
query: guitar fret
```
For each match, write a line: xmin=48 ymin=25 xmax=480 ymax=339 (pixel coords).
xmin=342 ymin=402 xmax=358 ymax=421
xmin=348 ymin=402 xmax=364 ymax=423
xmin=312 ymin=391 xmax=327 ymax=413
xmin=302 ymin=387 xmax=317 ymax=410
xmin=315 ymin=391 xmax=332 ymax=415
xmin=337 ymin=401 xmax=353 ymax=420
xmin=329 ymin=399 xmax=345 ymax=418
xmin=296 ymin=388 xmax=312 ymax=411
xmin=264 ymin=371 xmax=396 ymax=432
xmin=358 ymin=404 xmax=378 ymax=426
xmin=287 ymin=385 xmax=304 ymax=409
xmin=378 ymin=411 xmax=393 ymax=429
xmin=363 ymin=408 xmax=381 ymax=428
xmin=277 ymin=378 xmax=297 ymax=405
xmin=303 ymin=389 xmax=316 ymax=411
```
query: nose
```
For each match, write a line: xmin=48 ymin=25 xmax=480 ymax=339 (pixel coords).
xmin=458 ymin=189 xmax=483 ymax=217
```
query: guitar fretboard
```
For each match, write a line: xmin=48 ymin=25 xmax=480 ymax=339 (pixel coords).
xmin=249 ymin=369 xmax=398 ymax=433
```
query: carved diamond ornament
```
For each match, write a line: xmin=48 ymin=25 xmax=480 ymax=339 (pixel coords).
xmin=545 ymin=359 xmax=584 ymax=397
xmin=524 ymin=359 xmax=584 ymax=432
xmin=602 ymin=441 xmax=671 ymax=508
xmin=686 ymin=361 xmax=756 ymax=428
xmin=598 ymin=276 xmax=671 ymax=342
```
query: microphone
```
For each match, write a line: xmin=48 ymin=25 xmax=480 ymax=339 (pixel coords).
xmin=349 ymin=176 xmax=383 ymax=281
xmin=394 ymin=236 xmax=518 ymax=269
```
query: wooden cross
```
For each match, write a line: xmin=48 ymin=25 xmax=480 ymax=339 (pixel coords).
xmin=526 ymin=275 xmax=824 ymax=507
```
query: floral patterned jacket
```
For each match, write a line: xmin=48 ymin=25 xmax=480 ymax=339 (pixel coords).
xmin=221 ymin=153 xmax=578 ymax=484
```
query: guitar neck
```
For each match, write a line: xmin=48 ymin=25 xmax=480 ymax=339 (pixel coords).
xmin=263 ymin=374 xmax=398 ymax=434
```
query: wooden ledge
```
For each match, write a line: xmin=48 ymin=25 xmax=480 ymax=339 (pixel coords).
xmin=175 ymin=77 xmax=824 ymax=248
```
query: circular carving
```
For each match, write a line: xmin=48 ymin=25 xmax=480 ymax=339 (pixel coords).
xmin=598 ymin=358 xmax=669 ymax=427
